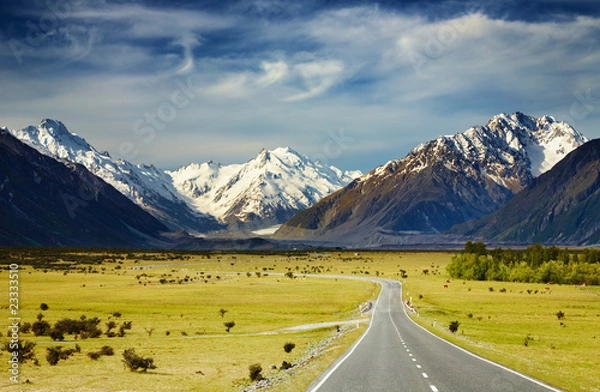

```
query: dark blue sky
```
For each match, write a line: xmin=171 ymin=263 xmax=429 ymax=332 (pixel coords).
xmin=1 ymin=0 xmax=599 ymax=171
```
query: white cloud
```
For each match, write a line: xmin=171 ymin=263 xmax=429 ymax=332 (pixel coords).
xmin=256 ymin=60 xmax=288 ymax=87
xmin=2 ymin=3 xmax=600 ymax=172
xmin=284 ymin=60 xmax=345 ymax=102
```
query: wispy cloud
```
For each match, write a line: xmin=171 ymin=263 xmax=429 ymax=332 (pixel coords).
xmin=0 ymin=1 xmax=599 ymax=172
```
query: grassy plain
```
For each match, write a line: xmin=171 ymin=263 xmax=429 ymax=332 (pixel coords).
xmin=0 ymin=252 xmax=378 ymax=392
xmin=1 ymin=250 xmax=599 ymax=392
xmin=398 ymin=254 xmax=600 ymax=392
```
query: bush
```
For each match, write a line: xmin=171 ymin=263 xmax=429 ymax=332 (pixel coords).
xmin=248 ymin=363 xmax=263 ymax=381
xmin=100 ymin=345 xmax=114 ymax=356
xmin=40 ymin=303 xmax=49 ymax=311
xmin=88 ymin=345 xmax=114 ymax=360
xmin=280 ymin=361 xmax=294 ymax=370
xmin=19 ymin=322 xmax=32 ymax=334
xmin=46 ymin=346 xmax=76 ymax=366
xmin=32 ymin=320 xmax=52 ymax=336
xmin=224 ymin=321 xmax=235 ymax=333
xmin=556 ymin=310 xmax=565 ymax=320
xmin=1 ymin=340 xmax=37 ymax=363
xmin=49 ymin=328 xmax=65 ymax=341
xmin=449 ymin=320 xmax=461 ymax=333
xmin=88 ymin=351 xmax=101 ymax=360
xmin=283 ymin=342 xmax=296 ymax=353
xmin=122 ymin=348 xmax=156 ymax=372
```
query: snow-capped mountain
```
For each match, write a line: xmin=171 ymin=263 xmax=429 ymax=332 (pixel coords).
xmin=7 ymin=119 xmax=360 ymax=233
xmin=168 ymin=147 xmax=361 ymax=230
xmin=275 ymin=112 xmax=588 ymax=245
xmin=451 ymin=139 xmax=600 ymax=245
xmin=7 ymin=119 xmax=221 ymax=232
xmin=0 ymin=128 xmax=168 ymax=247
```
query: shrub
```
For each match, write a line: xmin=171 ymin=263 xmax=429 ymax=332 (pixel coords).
xmin=49 ymin=328 xmax=65 ymax=341
xmin=224 ymin=321 xmax=235 ymax=333
xmin=100 ymin=346 xmax=114 ymax=356
xmin=40 ymin=303 xmax=49 ymax=311
xmin=88 ymin=351 xmax=101 ymax=360
xmin=283 ymin=342 xmax=296 ymax=353
xmin=1 ymin=340 xmax=37 ymax=363
xmin=449 ymin=320 xmax=461 ymax=333
xmin=19 ymin=322 xmax=32 ymax=334
xmin=46 ymin=346 xmax=76 ymax=366
xmin=88 ymin=345 xmax=114 ymax=360
xmin=122 ymin=348 xmax=156 ymax=372
xmin=280 ymin=361 xmax=293 ymax=370
xmin=556 ymin=310 xmax=565 ymax=320
xmin=248 ymin=363 xmax=263 ymax=381
xmin=32 ymin=320 xmax=52 ymax=336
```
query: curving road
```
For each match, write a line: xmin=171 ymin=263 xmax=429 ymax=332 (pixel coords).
xmin=305 ymin=278 xmax=562 ymax=392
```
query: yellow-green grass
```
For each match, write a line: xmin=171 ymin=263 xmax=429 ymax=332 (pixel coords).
xmin=1 ymin=255 xmax=378 ymax=391
xmin=3 ymin=250 xmax=599 ymax=392
xmin=401 ymin=256 xmax=600 ymax=392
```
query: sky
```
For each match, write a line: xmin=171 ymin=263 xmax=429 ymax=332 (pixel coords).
xmin=0 ymin=0 xmax=599 ymax=172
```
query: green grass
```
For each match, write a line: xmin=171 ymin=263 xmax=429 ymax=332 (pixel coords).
xmin=1 ymin=254 xmax=377 ymax=391
xmin=402 ymin=258 xmax=600 ymax=392
xmin=2 ymin=250 xmax=599 ymax=392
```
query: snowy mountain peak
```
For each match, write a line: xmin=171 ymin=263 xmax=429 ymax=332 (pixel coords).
xmin=363 ymin=112 xmax=587 ymax=194
xmin=7 ymin=119 xmax=360 ymax=233
xmin=168 ymin=147 xmax=361 ymax=227
xmin=9 ymin=118 xmax=95 ymax=160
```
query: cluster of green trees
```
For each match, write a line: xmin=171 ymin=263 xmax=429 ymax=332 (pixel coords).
xmin=447 ymin=242 xmax=600 ymax=285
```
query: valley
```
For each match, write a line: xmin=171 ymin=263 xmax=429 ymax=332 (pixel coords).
xmin=2 ymin=249 xmax=599 ymax=391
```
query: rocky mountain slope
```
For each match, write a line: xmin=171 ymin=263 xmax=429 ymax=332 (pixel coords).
xmin=0 ymin=129 xmax=168 ymax=247
xmin=7 ymin=119 xmax=359 ymax=233
xmin=451 ymin=139 xmax=600 ymax=245
xmin=275 ymin=112 xmax=588 ymax=246
xmin=168 ymin=147 xmax=360 ymax=230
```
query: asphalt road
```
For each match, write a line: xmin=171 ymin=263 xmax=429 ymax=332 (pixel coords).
xmin=305 ymin=278 xmax=563 ymax=392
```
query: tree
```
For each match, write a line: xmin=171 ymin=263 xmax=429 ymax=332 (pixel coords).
xmin=122 ymin=348 xmax=156 ymax=372
xmin=224 ymin=321 xmax=235 ymax=333
xmin=449 ymin=320 xmax=461 ymax=333
xmin=283 ymin=342 xmax=296 ymax=353
xmin=219 ymin=308 xmax=228 ymax=318
xmin=40 ymin=303 xmax=49 ymax=311
xmin=248 ymin=363 xmax=263 ymax=381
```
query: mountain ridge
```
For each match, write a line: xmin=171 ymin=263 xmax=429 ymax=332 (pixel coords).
xmin=0 ymin=129 xmax=168 ymax=247
xmin=450 ymin=139 xmax=600 ymax=245
xmin=275 ymin=112 xmax=588 ymax=246
xmin=6 ymin=119 xmax=360 ymax=234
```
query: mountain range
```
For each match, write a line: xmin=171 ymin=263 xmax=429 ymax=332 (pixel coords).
xmin=274 ymin=112 xmax=589 ymax=246
xmin=2 ymin=112 xmax=598 ymax=248
xmin=451 ymin=138 xmax=600 ymax=245
xmin=6 ymin=119 xmax=360 ymax=235
xmin=0 ymin=129 xmax=168 ymax=247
